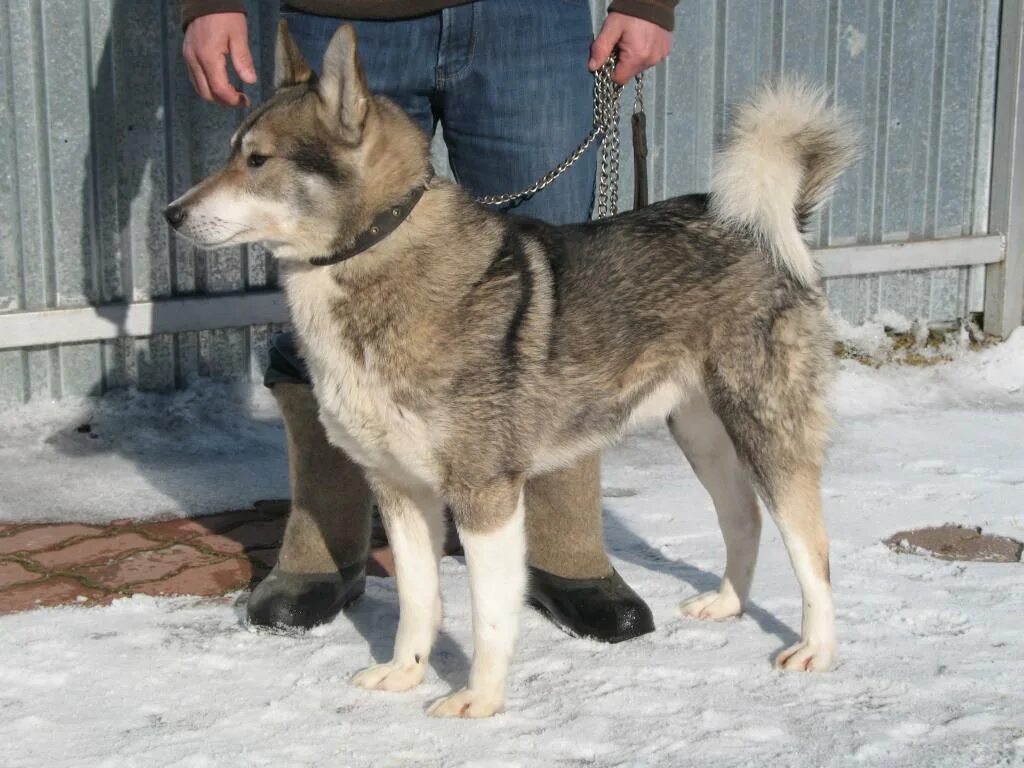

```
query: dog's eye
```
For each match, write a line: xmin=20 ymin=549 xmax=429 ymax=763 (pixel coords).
xmin=248 ymin=154 xmax=270 ymax=169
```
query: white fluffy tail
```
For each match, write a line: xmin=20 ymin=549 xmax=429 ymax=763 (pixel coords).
xmin=710 ymin=81 xmax=860 ymax=287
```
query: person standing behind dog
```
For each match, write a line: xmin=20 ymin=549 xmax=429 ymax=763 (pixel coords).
xmin=179 ymin=0 xmax=676 ymax=642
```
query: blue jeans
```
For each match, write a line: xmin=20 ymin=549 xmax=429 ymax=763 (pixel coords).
xmin=280 ymin=0 xmax=597 ymax=224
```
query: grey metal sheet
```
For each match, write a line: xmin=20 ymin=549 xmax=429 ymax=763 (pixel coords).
xmin=631 ymin=0 xmax=998 ymax=327
xmin=0 ymin=0 xmax=1004 ymax=404
xmin=0 ymin=1 xmax=23 ymax=317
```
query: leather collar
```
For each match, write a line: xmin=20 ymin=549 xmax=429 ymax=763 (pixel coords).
xmin=309 ymin=175 xmax=431 ymax=268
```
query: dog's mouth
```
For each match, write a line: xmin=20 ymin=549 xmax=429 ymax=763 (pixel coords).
xmin=174 ymin=227 xmax=254 ymax=249
xmin=201 ymin=227 xmax=255 ymax=247
xmin=166 ymin=211 xmax=256 ymax=249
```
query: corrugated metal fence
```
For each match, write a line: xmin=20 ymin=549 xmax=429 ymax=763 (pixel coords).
xmin=0 ymin=0 xmax=1008 ymax=404
xmin=631 ymin=0 xmax=1002 ymax=325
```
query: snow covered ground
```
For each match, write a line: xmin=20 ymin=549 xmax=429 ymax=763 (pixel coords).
xmin=1 ymin=328 xmax=1023 ymax=767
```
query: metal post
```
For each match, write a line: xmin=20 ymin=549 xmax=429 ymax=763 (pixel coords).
xmin=985 ymin=0 xmax=1024 ymax=337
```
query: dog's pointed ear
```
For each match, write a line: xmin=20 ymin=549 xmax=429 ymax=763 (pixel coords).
xmin=275 ymin=19 xmax=313 ymax=88
xmin=318 ymin=24 xmax=370 ymax=144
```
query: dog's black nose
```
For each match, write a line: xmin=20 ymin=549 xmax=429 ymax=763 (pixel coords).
xmin=164 ymin=204 xmax=186 ymax=228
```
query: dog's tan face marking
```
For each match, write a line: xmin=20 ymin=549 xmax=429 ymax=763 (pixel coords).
xmin=163 ymin=22 xmax=429 ymax=263
xmin=166 ymin=21 xmax=428 ymax=263
xmin=165 ymin=81 xmax=366 ymax=256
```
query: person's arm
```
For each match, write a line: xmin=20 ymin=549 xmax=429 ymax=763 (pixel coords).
xmin=590 ymin=1 xmax=678 ymax=85
xmin=181 ymin=2 xmax=256 ymax=107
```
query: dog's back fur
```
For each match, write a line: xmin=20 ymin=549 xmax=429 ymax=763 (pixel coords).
xmin=167 ymin=24 xmax=858 ymax=718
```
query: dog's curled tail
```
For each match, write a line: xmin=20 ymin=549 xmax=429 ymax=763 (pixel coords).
xmin=710 ymin=80 xmax=860 ymax=287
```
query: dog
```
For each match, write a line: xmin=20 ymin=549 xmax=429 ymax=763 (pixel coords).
xmin=166 ymin=22 xmax=858 ymax=718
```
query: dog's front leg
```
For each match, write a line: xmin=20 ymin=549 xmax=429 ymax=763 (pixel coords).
xmin=353 ymin=477 xmax=444 ymax=692
xmin=428 ymin=478 xmax=527 ymax=718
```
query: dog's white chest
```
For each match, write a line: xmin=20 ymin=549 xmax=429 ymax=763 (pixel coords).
xmin=283 ymin=271 xmax=441 ymax=488
xmin=316 ymin=360 xmax=437 ymax=485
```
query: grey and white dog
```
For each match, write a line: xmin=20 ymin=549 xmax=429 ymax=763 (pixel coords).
xmin=166 ymin=23 xmax=858 ymax=718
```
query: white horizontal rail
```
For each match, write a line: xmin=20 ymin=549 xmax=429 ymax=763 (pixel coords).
xmin=817 ymin=235 xmax=1003 ymax=278
xmin=0 ymin=291 xmax=291 ymax=350
xmin=0 ymin=236 xmax=1005 ymax=350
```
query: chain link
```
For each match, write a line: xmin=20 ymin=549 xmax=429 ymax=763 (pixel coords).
xmin=474 ymin=55 xmax=643 ymax=219
xmin=633 ymin=67 xmax=645 ymax=114
xmin=594 ymin=59 xmax=622 ymax=219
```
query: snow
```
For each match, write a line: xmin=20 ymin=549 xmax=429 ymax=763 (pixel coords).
xmin=0 ymin=383 xmax=288 ymax=524
xmin=2 ymin=330 xmax=1024 ymax=767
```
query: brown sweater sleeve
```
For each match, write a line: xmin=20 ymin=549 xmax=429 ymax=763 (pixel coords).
xmin=181 ymin=1 xmax=679 ymax=34
xmin=607 ymin=0 xmax=679 ymax=31
xmin=181 ymin=0 xmax=247 ymax=31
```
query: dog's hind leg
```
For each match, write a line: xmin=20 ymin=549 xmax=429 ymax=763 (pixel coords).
xmin=669 ymin=393 xmax=761 ymax=620
xmin=429 ymin=479 xmax=527 ymax=718
xmin=353 ymin=478 xmax=445 ymax=692
xmin=762 ymin=465 xmax=835 ymax=671
xmin=706 ymin=336 xmax=836 ymax=671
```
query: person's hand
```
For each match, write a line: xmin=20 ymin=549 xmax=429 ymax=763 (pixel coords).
xmin=183 ymin=12 xmax=257 ymax=107
xmin=589 ymin=12 xmax=673 ymax=85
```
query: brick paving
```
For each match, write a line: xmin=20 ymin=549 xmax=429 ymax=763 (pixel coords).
xmin=0 ymin=500 xmax=401 ymax=616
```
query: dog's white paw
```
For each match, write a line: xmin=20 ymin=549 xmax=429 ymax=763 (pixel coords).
xmin=775 ymin=639 xmax=836 ymax=672
xmin=680 ymin=590 xmax=743 ymax=620
xmin=352 ymin=661 xmax=425 ymax=692
xmin=427 ymin=687 xmax=502 ymax=718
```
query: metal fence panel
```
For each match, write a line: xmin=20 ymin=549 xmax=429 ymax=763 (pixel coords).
xmin=0 ymin=0 xmax=1003 ymax=405
xmin=617 ymin=0 xmax=1001 ymax=325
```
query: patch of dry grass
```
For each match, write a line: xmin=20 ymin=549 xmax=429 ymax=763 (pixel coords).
xmin=834 ymin=322 xmax=997 ymax=368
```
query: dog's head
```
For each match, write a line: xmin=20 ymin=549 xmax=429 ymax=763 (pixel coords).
xmin=164 ymin=23 xmax=429 ymax=261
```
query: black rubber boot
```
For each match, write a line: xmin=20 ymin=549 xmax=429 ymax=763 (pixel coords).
xmin=527 ymin=566 xmax=655 ymax=643
xmin=246 ymin=562 xmax=367 ymax=631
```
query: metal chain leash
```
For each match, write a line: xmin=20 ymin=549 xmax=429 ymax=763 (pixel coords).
xmin=474 ymin=54 xmax=644 ymax=219
xmin=594 ymin=58 xmax=623 ymax=219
